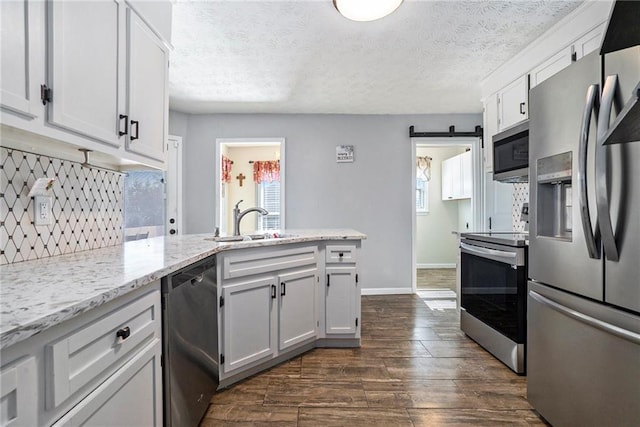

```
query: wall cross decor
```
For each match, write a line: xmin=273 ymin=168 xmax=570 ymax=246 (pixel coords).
xmin=236 ymin=173 xmax=246 ymax=187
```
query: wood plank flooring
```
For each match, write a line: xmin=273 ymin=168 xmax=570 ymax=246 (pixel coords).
xmin=201 ymin=277 xmax=546 ymax=426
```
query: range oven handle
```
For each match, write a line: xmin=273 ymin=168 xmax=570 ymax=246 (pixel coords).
xmin=460 ymin=242 xmax=519 ymax=266
xmin=529 ymin=290 xmax=640 ymax=345
xmin=578 ymin=83 xmax=600 ymax=260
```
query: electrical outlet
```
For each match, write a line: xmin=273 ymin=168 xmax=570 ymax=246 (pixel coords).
xmin=34 ymin=195 xmax=52 ymax=226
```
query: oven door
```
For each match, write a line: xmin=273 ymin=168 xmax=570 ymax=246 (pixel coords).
xmin=460 ymin=242 xmax=527 ymax=343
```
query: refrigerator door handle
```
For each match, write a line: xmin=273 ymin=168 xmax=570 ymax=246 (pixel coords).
xmin=529 ymin=290 xmax=640 ymax=345
xmin=596 ymin=75 xmax=620 ymax=262
xmin=578 ymin=83 xmax=600 ymax=259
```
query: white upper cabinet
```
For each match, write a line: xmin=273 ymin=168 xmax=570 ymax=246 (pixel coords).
xmin=483 ymin=93 xmax=498 ymax=172
xmin=0 ymin=0 xmax=43 ymax=118
xmin=442 ymin=151 xmax=472 ymax=201
xmin=573 ymin=24 xmax=605 ymax=61
xmin=0 ymin=0 xmax=171 ymax=169
xmin=529 ymin=46 xmax=574 ymax=89
xmin=47 ymin=0 xmax=124 ymax=147
xmin=126 ymin=9 xmax=168 ymax=162
xmin=497 ymin=75 xmax=529 ymax=132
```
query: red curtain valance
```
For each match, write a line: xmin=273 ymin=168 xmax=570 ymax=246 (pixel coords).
xmin=253 ymin=161 xmax=280 ymax=183
xmin=222 ymin=155 xmax=232 ymax=183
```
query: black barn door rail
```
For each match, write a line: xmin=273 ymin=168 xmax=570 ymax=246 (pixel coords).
xmin=409 ymin=125 xmax=483 ymax=139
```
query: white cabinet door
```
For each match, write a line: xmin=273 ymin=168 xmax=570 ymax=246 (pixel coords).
xmin=0 ymin=0 xmax=43 ymax=118
xmin=222 ymin=276 xmax=277 ymax=374
xmin=47 ymin=0 xmax=124 ymax=146
xmin=126 ymin=9 xmax=168 ymax=162
xmin=530 ymin=46 xmax=573 ymax=89
xmin=483 ymin=94 xmax=498 ymax=172
xmin=441 ymin=156 xmax=456 ymax=201
xmin=573 ymin=24 xmax=604 ymax=61
xmin=325 ymin=267 xmax=358 ymax=335
xmin=52 ymin=339 xmax=162 ymax=427
xmin=498 ymin=75 xmax=528 ymax=131
xmin=460 ymin=151 xmax=472 ymax=199
xmin=0 ymin=357 xmax=37 ymax=427
xmin=278 ymin=268 xmax=318 ymax=351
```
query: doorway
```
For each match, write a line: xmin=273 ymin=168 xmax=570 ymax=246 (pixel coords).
xmin=214 ymin=138 xmax=285 ymax=235
xmin=411 ymin=138 xmax=483 ymax=309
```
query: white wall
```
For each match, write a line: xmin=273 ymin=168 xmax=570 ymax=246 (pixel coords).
xmin=169 ymin=112 xmax=481 ymax=291
xmin=415 ymin=146 xmax=466 ymax=267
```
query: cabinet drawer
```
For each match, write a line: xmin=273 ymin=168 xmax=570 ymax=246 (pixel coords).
xmin=45 ymin=289 xmax=161 ymax=409
xmin=325 ymin=245 xmax=357 ymax=264
xmin=223 ymin=246 xmax=318 ymax=280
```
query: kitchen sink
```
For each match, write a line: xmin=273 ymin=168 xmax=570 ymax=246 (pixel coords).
xmin=205 ymin=233 xmax=298 ymax=243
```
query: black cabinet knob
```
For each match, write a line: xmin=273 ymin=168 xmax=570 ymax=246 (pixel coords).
xmin=116 ymin=326 xmax=131 ymax=340
xmin=169 ymin=218 xmax=175 ymax=224
xmin=339 ymin=252 xmax=344 ymax=258
xmin=169 ymin=229 xmax=176 ymax=235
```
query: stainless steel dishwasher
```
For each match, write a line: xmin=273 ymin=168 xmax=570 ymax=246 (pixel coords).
xmin=162 ymin=256 xmax=218 ymax=427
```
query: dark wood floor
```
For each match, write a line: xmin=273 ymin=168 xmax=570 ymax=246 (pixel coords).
xmin=201 ymin=272 xmax=546 ymax=426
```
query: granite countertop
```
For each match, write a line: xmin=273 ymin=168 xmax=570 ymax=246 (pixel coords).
xmin=0 ymin=229 xmax=366 ymax=350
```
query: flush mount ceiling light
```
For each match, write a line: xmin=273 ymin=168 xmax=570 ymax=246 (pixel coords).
xmin=333 ymin=0 xmax=404 ymax=22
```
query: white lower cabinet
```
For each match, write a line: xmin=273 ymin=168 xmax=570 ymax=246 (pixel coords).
xmin=51 ymin=339 xmax=162 ymax=427
xmin=222 ymin=276 xmax=277 ymax=374
xmin=0 ymin=283 xmax=161 ymax=427
xmin=0 ymin=357 xmax=37 ymax=427
xmin=278 ymin=268 xmax=318 ymax=351
xmin=218 ymin=242 xmax=360 ymax=384
xmin=325 ymin=267 xmax=358 ymax=335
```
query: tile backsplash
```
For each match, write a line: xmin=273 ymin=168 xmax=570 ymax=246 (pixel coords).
xmin=0 ymin=147 xmax=123 ymax=265
xmin=512 ymin=183 xmax=529 ymax=232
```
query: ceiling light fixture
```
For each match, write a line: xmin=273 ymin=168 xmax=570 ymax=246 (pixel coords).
xmin=333 ymin=0 xmax=403 ymax=22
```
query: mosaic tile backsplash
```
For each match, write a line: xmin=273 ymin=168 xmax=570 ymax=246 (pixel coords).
xmin=512 ymin=183 xmax=529 ymax=232
xmin=0 ymin=147 xmax=123 ymax=265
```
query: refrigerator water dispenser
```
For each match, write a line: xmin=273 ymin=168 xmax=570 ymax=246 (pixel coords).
xmin=536 ymin=152 xmax=573 ymax=240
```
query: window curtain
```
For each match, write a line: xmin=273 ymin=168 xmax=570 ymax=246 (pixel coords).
xmin=253 ymin=161 xmax=280 ymax=184
xmin=416 ymin=156 xmax=431 ymax=181
xmin=221 ymin=155 xmax=232 ymax=183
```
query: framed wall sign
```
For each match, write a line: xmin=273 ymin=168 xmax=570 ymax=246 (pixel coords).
xmin=336 ymin=145 xmax=354 ymax=163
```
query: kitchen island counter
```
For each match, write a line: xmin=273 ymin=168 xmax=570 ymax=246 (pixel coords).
xmin=0 ymin=229 xmax=366 ymax=349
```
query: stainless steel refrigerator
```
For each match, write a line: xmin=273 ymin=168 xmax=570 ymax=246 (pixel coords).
xmin=527 ymin=2 xmax=640 ymax=426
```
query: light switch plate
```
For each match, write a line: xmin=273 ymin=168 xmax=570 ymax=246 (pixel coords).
xmin=34 ymin=195 xmax=53 ymax=226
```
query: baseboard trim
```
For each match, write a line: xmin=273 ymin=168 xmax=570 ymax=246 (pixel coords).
xmin=417 ymin=263 xmax=456 ymax=269
xmin=361 ymin=287 xmax=414 ymax=295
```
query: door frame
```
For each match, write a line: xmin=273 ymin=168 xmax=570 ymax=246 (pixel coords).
xmin=214 ymin=138 xmax=286 ymax=234
xmin=166 ymin=135 xmax=183 ymax=235
xmin=410 ymin=137 xmax=484 ymax=293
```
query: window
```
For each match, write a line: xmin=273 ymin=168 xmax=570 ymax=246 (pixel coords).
xmin=123 ymin=171 xmax=165 ymax=240
xmin=416 ymin=178 xmax=429 ymax=213
xmin=256 ymin=180 xmax=280 ymax=230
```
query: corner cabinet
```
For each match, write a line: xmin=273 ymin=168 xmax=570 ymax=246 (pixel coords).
xmin=217 ymin=241 xmax=361 ymax=387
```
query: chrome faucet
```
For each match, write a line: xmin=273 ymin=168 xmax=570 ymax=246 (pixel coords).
xmin=233 ymin=200 xmax=268 ymax=236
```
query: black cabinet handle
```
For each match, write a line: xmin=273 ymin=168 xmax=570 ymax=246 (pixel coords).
xmin=169 ymin=229 xmax=176 ymax=235
xmin=130 ymin=120 xmax=139 ymax=141
xmin=338 ymin=252 xmax=344 ymax=258
xmin=280 ymin=282 xmax=286 ymax=296
xmin=327 ymin=274 xmax=330 ymax=287
xmin=119 ymin=114 xmax=129 ymax=136
xmin=519 ymin=102 xmax=526 ymax=115
xmin=271 ymin=284 xmax=276 ymax=299
xmin=116 ymin=326 xmax=131 ymax=340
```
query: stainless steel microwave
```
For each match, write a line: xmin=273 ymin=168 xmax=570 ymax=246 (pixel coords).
xmin=492 ymin=120 xmax=529 ymax=182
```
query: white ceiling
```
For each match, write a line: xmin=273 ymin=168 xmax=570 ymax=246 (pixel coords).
xmin=169 ymin=0 xmax=583 ymax=115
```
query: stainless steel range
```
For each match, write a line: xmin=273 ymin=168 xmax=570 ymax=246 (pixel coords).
xmin=459 ymin=232 xmax=528 ymax=374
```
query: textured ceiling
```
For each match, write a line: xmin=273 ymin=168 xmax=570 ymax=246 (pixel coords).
xmin=169 ymin=0 xmax=583 ymax=114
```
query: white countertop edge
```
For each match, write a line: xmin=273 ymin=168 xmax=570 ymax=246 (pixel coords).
xmin=0 ymin=229 xmax=365 ymax=349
